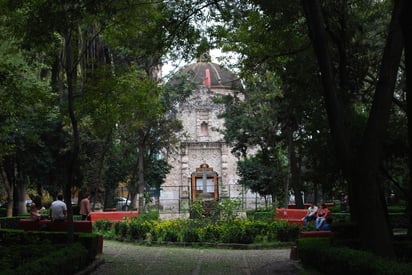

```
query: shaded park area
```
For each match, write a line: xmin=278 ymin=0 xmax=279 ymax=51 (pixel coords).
xmin=1 ymin=1 xmax=412 ymax=274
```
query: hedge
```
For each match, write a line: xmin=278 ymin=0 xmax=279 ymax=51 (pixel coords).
xmin=297 ymin=238 xmax=412 ymax=275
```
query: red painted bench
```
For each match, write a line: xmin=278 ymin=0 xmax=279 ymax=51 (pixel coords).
xmin=288 ymin=202 xmax=334 ymax=209
xmin=275 ymin=208 xmax=306 ymax=226
xmin=89 ymin=211 xmax=139 ymax=223
xmin=299 ymin=231 xmax=333 ymax=238
xmin=19 ymin=219 xmax=93 ymax=233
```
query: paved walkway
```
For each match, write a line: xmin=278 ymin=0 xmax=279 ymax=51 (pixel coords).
xmin=89 ymin=240 xmax=304 ymax=275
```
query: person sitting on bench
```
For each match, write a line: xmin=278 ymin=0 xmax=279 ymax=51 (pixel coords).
xmin=302 ymin=203 xmax=318 ymax=225
xmin=320 ymin=217 xmax=333 ymax=231
xmin=315 ymin=203 xmax=331 ymax=230
xmin=50 ymin=194 xmax=67 ymax=222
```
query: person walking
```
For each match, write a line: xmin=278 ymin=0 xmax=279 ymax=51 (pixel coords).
xmin=80 ymin=192 xmax=91 ymax=220
xmin=50 ymin=194 xmax=67 ymax=222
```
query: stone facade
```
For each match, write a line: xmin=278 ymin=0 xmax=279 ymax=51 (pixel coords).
xmin=159 ymin=61 xmax=264 ymax=216
xmin=160 ymin=62 xmax=245 ymax=215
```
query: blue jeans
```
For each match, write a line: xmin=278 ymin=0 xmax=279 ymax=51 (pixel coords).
xmin=304 ymin=215 xmax=316 ymax=225
xmin=316 ymin=217 xmax=325 ymax=229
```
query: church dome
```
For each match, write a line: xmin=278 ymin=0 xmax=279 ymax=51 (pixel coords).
xmin=170 ymin=59 xmax=241 ymax=90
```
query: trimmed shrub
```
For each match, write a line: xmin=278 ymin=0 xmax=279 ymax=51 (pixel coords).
xmin=178 ymin=221 xmax=201 ymax=242
xmin=0 ymin=229 xmax=98 ymax=274
xmin=246 ymin=210 xmax=275 ymax=223
xmin=152 ymin=219 xmax=182 ymax=243
xmin=394 ymin=240 xmax=412 ymax=263
xmin=93 ymin=219 xmax=113 ymax=232
xmin=219 ymin=219 xmax=254 ymax=244
xmin=128 ymin=219 xmax=155 ymax=241
xmin=297 ymin=238 xmax=412 ymax=275
xmin=0 ymin=216 xmax=28 ymax=229
xmin=198 ymin=223 xmax=221 ymax=243
xmin=2 ymin=243 xmax=89 ymax=275
xmin=114 ymin=221 xmax=128 ymax=238
xmin=274 ymin=221 xmax=301 ymax=242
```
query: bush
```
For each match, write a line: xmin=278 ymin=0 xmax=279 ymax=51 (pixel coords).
xmin=2 ymin=243 xmax=89 ymax=275
xmin=152 ymin=219 xmax=182 ymax=243
xmin=93 ymin=219 xmax=113 ymax=232
xmin=111 ymin=217 xmax=305 ymax=244
xmin=275 ymin=221 xmax=301 ymax=242
xmin=297 ymin=238 xmax=412 ymax=275
xmin=128 ymin=219 xmax=155 ymax=241
xmin=114 ymin=222 xmax=128 ymax=238
xmin=189 ymin=201 xmax=205 ymax=220
xmin=246 ymin=210 xmax=275 ymax=222
xmin=394 ymin=240 xmax=412 ymax=263
xmin=0 ymin=229 xmax=98 ymax=274
xmin=198 ymin=223 xmax=221 ymax=243
xmin=0 ymin=217 xmax=22 ymax=229
xmin=389 ymin=213 xmax=408 ymax=228
xmin=219 ymin=219 xmax=254 ymax=244
xmin=137 ymin=210 xmax=159 ymax=222
xmin=178 ymin=221 xmax=201 ymax=242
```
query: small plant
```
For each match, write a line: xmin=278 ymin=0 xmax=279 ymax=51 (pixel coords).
xmin=93 ymin=219 xmax=113 ymax=232
xmin=215 ymin=198 xmax=242 ymax=223
xmin=189 ymin=200 xmax=205 ymax=220
xmin=275 ymin=221 xmax=301 ymax=242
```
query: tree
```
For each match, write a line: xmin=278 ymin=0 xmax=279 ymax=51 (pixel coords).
xmin=212 ymin=0 xmax=409 ymax=256
xmin=400 ymin=0 xmax=412 ymax=239
xmin=301 ymin=0 xmax=404 ymax=256
xmin=0 ymin=21 xmax=56 ymax=216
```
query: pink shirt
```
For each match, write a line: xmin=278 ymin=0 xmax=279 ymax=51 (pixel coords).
xmin=80 ymin=198 xmax=91 ymax=215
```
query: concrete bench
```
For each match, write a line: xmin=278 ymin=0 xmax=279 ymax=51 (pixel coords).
xmin=299 ymin=230 xmax=333 ymax=238
xmin=275 ymin=208 xmax=306 ymax=226
xmin=89 ymin=211 xmax=139 ymax=223
xmin=19 ymin=219 xmax=93 ymax=233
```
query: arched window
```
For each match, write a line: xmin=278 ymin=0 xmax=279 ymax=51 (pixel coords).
xmin=201 ymin=121 xmax=208 ymax=134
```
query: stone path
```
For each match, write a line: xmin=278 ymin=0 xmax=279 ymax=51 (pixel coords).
xmin=88 ymin=240 xmax=304 ymax=275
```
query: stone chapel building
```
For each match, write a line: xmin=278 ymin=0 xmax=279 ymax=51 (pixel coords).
xmin=158 ymin=55 xmax=267 ymax=218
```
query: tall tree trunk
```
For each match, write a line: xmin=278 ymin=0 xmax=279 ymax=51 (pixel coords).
xmin=137 ymin=142 xmax=145 ymax=212
xmin=63 ymin=26 xmax=80 ymax=241
xmin=15 ymin=178 xmax=27 ymax=215
xmin=288 ymin=127 xmax=304 ymax=208
xmin=400 ymin=0 xmax=412 ymax=240
xmin=1 ymin=165 xmax=13 ymax=217
xmin=302 ymin=0 xmax=404 ymax=257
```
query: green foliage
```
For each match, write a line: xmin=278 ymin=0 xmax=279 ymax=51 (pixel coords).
xmin=246 ymin=209 xmax=275 ymax=222
xmin=215 ymin=198 xmax=242 ymax=223
xmin=93 ymin=219 xmax=113 ymax=232
xmin=393 ymin=240 xmax=412 ymax=263
xmin=0 ymin=229 xmax=99 ymax=274
xmin=297 ymin=238 xmax=412 ymax=275
xmin=2 ymin=243 xmax=89 ymax=275
xmin=197 ymin=223 xmax=221 ymax=243
xmin=389 ymin=213 xmax=408 ymax=229
xmin=0 ymin=217 xmax=22 ymax=229
xmin=114 ymin=222 xmax=128 ymax=238
xmin=219 ymin=220 xmax=254 ymax=243
xmin=117 ymin=217 xmax=297 ymax=244
xmin=189 ymin=200 xmax=206 ymax=220
xmin=152 ymin=219 xmax=182 ymax=243
xmin=137 ymin=210 xmax=160 ymax=222
xmin=274 ymin=221 xmax=301 ymax=242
